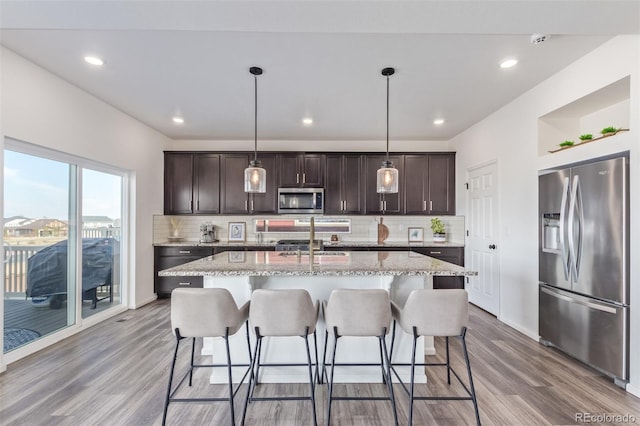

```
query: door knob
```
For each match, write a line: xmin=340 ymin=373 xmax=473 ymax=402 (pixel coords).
xmin=489 ymin=244 xmax=496 ymax=250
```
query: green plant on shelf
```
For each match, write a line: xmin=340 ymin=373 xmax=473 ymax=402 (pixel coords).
xmin=430 ymin=218 xmax=445 ymax=234
xmin=579 ymin=134 xmax=593 ymax=141
xmin=601 ymin=126 xmax=619 ymax=135
xmin=559 ymin=140 xmax=575 ymax=147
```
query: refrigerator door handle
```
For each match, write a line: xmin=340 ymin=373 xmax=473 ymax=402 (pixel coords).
xmin=567 ymin=175 xmax=577 ymax=281
xmin=575 ymin=175 xmax=584 ymax=279
xmin=540 ymin=286 xmax=617 ymax=314
xmin=559 ymin=176 xmax=571 ymax=280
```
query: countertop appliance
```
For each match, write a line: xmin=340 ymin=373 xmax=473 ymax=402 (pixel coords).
xmin=275 ymin=239 xmax=324 ymax=252
xmin=278 ymin=187 xmax=324 ymax=214
xmin=199 ymin=223 xmax=218 ymax=243
xmin=539 ymin=154 xmax=629 ymax=387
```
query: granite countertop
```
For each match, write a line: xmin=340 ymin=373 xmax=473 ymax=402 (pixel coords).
xmin=153 ymin=240 xmax=464 ymax=248
xmin=158 ymin=250 xmax=477 ymax=277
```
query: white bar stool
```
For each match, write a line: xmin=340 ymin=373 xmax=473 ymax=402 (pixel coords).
xmin=322 ymin=289 xmax=399 ymax=426
xmin=390 ymin=289 xmax=481 ymax=425
xmin=162 ymin=288 xmax=252 ymax=426
xmin=241 ymin=289 xmax=320 ymax=426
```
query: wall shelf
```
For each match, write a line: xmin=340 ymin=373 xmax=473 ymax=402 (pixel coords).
xmin=538 ymin=76 xmax=631 ymax=156
xmin=548 ymin=129 xmax=629 ymax=153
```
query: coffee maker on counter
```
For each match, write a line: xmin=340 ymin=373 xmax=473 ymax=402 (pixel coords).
xmin=199 ymin=222 xmax=218 ymax=243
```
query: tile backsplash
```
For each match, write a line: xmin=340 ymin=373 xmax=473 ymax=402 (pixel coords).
xmin=153 ymin=214 xmax=465 ymax=245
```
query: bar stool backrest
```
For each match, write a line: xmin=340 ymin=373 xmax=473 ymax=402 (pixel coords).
xmin=325 ymin=289 xmax=392 ymax=336
xmin=171 ymin=288 xmax=247 ymax=338
xmin=250 ymin=289 xmax=318 ymax=336
xmin=400 ymin=289 xmax=468 ymax=337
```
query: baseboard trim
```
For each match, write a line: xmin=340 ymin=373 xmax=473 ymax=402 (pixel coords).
xmin=497 ymin=315 xmax=539 ymax=341
xmin=626 ymin=382 xmax=640 ymax=397
xmin=132 ymin=294 xmax=158 ymax=309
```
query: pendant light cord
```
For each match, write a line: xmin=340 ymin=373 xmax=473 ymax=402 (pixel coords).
xmin=254 ymin=73 xmax=258 ymax=163
xmin=386 ymin=73 xmax=390 ymax=160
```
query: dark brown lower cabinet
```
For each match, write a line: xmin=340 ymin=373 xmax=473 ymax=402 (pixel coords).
xmin=411 ymin=247 xmax=465 ymax=289
xmin=154 ymin=246 xmax=213 ymax=297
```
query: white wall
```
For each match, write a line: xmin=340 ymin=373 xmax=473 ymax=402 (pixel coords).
xmin=0 ymin=47 xmax=168 ymax=310
xmin=451 ymin=36 xmax=640 ymax=393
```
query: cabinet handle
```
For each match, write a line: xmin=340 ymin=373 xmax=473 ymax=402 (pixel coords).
xmin=343 ymin=200 xmax=347 ymax=211
xmin=197 ymin=200 xmax=200 ymax=211
xmin=190 ymin=200 xmax=193 ymax=211
xmin=423 ymin=200 xmax=427 ymax=211
xmin=302 ymin=173 xmax=306 ymax=184
xmin=178 ymin=282 xmax=192 ymax=286
xmin=179 ymin=250 xmax=191 ymax=254
xmin=244 ymin=200 xmax=248 ymax=211
xmin=380 ymin=200 xmax=383 ymax=211
xmin=430 ymin=251 xmax=442 ymax=255
xmin=251 ymin=199 xmax=254 ymax=211
xmin=296 ymin=173 xmax=300 ymax=184
xmin=430 ymin=200 xmax=433 ymax=211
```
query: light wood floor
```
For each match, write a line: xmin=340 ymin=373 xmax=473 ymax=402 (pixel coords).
xmin=1 ymin=299 xmax=639 ymax=425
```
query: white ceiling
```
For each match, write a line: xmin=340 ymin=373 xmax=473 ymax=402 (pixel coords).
xmin=1 ymin=1 xmax=638 ymax=142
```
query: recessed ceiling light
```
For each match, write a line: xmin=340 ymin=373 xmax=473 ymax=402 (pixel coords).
xmin=84 ymin=56 xmax=104 ymax=66
xmin=500 ymin=58 xmax=518 ymax=69
xmin=172 ymin=117 xmax=184 ymax=124
xmin=302 ymin=117 xmax=313 ymax=126
xmin=433 ymin=118 xmax=445 ymax=125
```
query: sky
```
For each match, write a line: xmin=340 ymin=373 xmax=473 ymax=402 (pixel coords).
xmin=4 ymin=150 xmax=122 ymax=221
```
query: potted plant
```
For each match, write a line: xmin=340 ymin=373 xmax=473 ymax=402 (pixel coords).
xmin=579 ymin=134 xmax=593 ymax=141
xmin=601 ymin=126 xmax=619 ymax=136
xmin=430 ymin=218 xmax=446 ymax=242
xmin=559 ymin=140 xmax=574 ymax=148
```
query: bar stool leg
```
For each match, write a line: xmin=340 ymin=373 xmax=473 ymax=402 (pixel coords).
xmin=461 ymin=328 xmax=481 ymax=426
xmin=446 ymin=336 xmax=452 ymax=385
xmin=303 ymin=328 xmax=318 ymax=426
xmin=223 ymin=328 xmax=236 ymax=426
xmin=189 ymin=337 xmax=196 ymax=386
xmin=326 ymin=327 xmax=340 ymax=426
xmin=241 ymin=330 xmax=262 ymax=426
xmin=380 ymin=328 xmax=399 ymax=426
xmin=321 ymin=329 xmax=329 ymax=384
xmin=409 ymin=327 xmax=418 ymax=426
xmin=162 ymin=331 xmax=182 ymax=426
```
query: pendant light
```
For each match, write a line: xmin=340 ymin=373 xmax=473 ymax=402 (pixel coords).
xmin=377 ymin=67 xmax=398 ymax=194
xmin=244 ymin=66 xmax=266 ymax=193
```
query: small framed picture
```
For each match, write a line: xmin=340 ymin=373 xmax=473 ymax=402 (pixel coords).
xmin=228 ymin=251 xmax=246 ymax=263
xmin=408 ymin=227 xmax=424 ymax=243
xmin=228 ymin=222 xmax=246 ymax=242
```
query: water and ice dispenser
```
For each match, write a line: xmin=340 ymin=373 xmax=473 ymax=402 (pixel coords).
xmin=541 ymin=213 xmax=560 ymax=252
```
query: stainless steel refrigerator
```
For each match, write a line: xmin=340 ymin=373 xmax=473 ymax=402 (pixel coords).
xmin=539 ymin=154 xmax=629 ymax=387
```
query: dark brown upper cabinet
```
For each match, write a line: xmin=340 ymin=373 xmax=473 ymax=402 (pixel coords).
xmin=324 ymin=154 xmax=363 ymax=214
xmin=278 ymin=153 xmax=325 ymax=187
xmin=220 ymin=153 xmax=278 ymax=214
xmin=427 ymin=154 xmax=456 ymax=215
xmin=164 ymin=152 xmax=220 ymax=215
xmin=404 ymin=154 xmax=456 ymax=215
xmin=363 ymin=155 xmax=404 ymax=214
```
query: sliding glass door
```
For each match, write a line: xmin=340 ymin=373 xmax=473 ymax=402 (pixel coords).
xmin=3 ymin=150 xmax=76 ymax=352
xmin=3 ymin=141 xmax=126 ymax=354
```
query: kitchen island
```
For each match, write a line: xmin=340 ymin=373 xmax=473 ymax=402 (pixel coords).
xmin=159 ymin=250 xmax=476 ymax=384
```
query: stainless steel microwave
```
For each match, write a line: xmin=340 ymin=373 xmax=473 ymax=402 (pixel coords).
xmin=278 ymin=187 xmax=324 ymax=214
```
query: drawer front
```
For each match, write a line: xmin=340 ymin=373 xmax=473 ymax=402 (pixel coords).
xmin=156 ymin=246 xmax=213 ymax=257
xmin=156 ymin=276 xmax=204 ymax=294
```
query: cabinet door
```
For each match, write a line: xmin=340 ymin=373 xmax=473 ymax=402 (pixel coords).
xmin=364 ymin=155 xmax=403 ymax=214
xmin=250 ymin=154 xmax=278 ymax=213
xmin=278 ymin=154 xmax=301 ymax=186
xmin=221 ymin=154 xmax=250 ymax=214
xmin=413 ymin=247 xmax=464 ymax=289
xmin=164 ymin=153 xmax=194 ymax=214
xmin=342 ymin=155 xmax=363 ymax=214
xmin=428 ymin=154 xmax=455 ymax=215
xmin=404 ymin=155 xmax=428 ymax=214
xmin=302 ymin=154 xmax=325 ymax=186
xmin=194 ymin=154 xmax=220 ymax=214
xmin=324 ymin=155 xmax=344 ymax=214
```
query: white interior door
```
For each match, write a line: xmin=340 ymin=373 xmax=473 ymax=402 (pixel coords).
xmin=466 ymin=161 xmax=500 ymax=315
